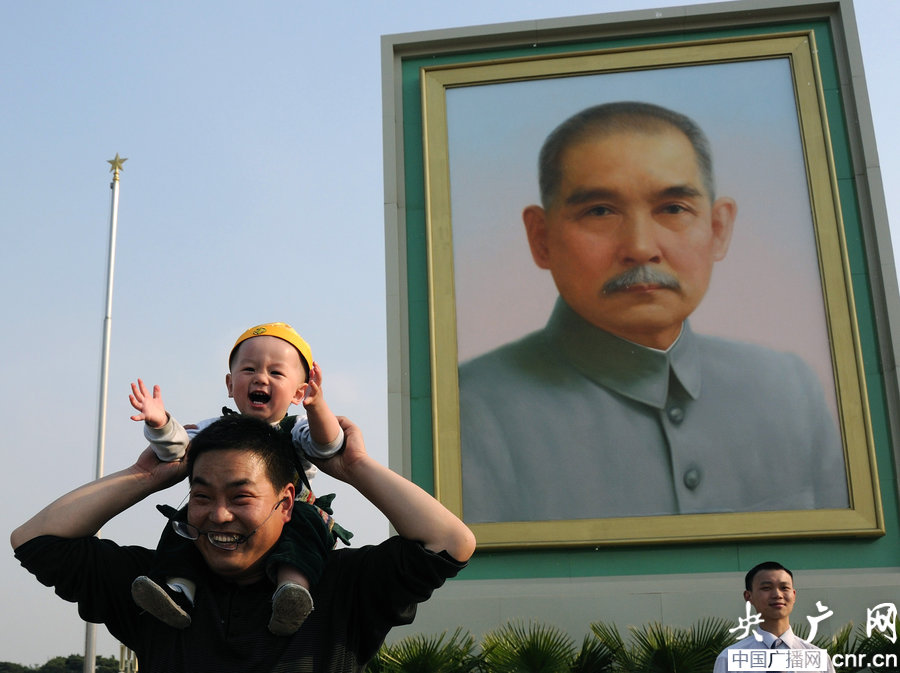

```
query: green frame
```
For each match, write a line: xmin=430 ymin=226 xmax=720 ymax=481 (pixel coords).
xmin=382 ymin=0 xmax=899 ymax=578
xmin=422 ymin=32 xmax=879 ymax=548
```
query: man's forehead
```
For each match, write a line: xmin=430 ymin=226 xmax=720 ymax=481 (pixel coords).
xmin=191 ymin=449 xmax=271 ymax=489
xmin=753 ymin=569 xmax=794 ymax=588
xmin=191 ymin=473 xmax=258 ymax=489
xmin=560 ymin=127 xmax=704 ymax=184
xmin=571 ymin=123 xmax=693 ymax=152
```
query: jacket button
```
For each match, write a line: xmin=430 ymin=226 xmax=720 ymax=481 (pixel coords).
xmin=667 ymin=406 xmax=685 ymax=424
xmin=683 ymin=467 xmax=701 ymax=490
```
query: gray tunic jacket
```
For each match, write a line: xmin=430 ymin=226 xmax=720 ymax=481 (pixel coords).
xmin=459 ymin=298 xmax=848 ymax=523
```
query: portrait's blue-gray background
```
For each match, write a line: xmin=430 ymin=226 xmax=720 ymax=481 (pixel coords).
xmin=1 ymin=0 xmax=897 ymax=665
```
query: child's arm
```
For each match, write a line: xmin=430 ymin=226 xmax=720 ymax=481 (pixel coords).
xmin=129 ymin=379 xmax=189 ymax=462
xmin=296 ymin=362 xmax=344 ymax=458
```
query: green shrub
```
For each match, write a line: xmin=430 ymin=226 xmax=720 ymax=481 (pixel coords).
xmin=367 ymin=618 xmax=900 ymax=673
xmin=368 ymin=628 xmax=483 ymax=673
xmin=481 ymin=620 xmax=576 ymax=673
xmin=590 ymin=617 xmax=733 ymax=672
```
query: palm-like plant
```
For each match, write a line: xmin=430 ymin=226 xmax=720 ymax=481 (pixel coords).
xmin=792 ymin=620 xmax=857 ymax=671
xmin=367 ymin=617 xmax=900 ymax=673
xmin=570 ymin=634 xmax=617 ymax=673
xmin=481 ymin=620 xmax=577 ymax=673
xmin=823 ymin=623 xmax=900 ymax=673
xmin=366 ymin=628 xmax=483 ymax=673
xmin=590 ymin=617 xmax=734 ymax=673
xmin=856 ymin=629 xmax=900 ymax=673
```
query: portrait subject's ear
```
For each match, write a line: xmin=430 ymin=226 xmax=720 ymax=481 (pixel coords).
xmin=225 ymin=372 xmax=234 ymax=398
xmin=710 ymin=196 xmax=738 ymax=261
xmin=743 ymin=589 xmax=752 ymax=602
xmin=523 ymin=205 xmax=552 ymax=269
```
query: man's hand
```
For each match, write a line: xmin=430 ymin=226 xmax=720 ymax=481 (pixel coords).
xmin=10 ymin=445 xmax=189 ymax=549
xmin=129 ymin=379 xmax=168 ymax=429
xmin=133 ymin=445 xmax=189 ymax=490
xmin=309 ymin=416 xmax=476 ymax=562
xmin=302 ymin=362 xmax=325 ymax=410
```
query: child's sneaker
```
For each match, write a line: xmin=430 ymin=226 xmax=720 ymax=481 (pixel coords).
xmin=268 ymin=582 xmax=314 ymax=636
xmin=131 ymin=576 xmax=192 ymax=629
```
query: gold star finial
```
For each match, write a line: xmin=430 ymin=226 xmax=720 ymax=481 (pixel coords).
xmin=107 ymin=153 xmax=127 ymax=180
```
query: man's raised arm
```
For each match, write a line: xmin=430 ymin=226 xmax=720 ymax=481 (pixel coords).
xmin=10 ymin=447 xmax=186 ymax=550
xmin=317 ymin=417 xmax=476 ymax=563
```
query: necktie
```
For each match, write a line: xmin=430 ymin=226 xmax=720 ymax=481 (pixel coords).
xmin=770 ymin=638 xmax=787 ymax=673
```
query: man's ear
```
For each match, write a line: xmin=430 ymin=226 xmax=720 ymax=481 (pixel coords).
xmin=225 ymin=372 xmax=234 ymax=398
xmin=710 ymin=196 xmax=737 ymax=261
xmin=743 ymin=589 xmax=752 ymax=602
xmin=280 ymin=484 xmax=296 ymax=522
xmin=523 ymin=204 xmax=551 ymax=269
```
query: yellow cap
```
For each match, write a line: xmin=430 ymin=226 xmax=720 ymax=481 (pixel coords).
xmin=229 ymin=322 xmax=313 ymax=376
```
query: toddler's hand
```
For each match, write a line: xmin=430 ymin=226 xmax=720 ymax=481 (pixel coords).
xmin=302 ymin=362 xmax=324 ymax=409
xmin=129 ymin=379 xmax=168 ymax=429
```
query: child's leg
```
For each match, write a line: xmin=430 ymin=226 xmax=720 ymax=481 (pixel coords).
xmin=277 ymin=564 xmax=311 ymax=591
xmin=131 ymin=576 xmax=192 ymax=629
xmin=269 ymin=581 xmax=314 ymax=637
xmin=266 ymin=502 xmax=334 ymax=636
xmin=131 ymin=505 xmax=201 ymax=629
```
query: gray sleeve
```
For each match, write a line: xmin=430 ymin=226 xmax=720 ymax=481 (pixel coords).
xmin=143 ymin=414 xmax=190 ymax=462
xmin=291 ymin=415 xmax=344 ymax=459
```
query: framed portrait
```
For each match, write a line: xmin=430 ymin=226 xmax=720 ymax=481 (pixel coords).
xmin=385 ymin=5 xmax=891 ymax=553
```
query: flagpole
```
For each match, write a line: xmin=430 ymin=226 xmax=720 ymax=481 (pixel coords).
xmin=84 ymin=153 xmax=127 ymax=673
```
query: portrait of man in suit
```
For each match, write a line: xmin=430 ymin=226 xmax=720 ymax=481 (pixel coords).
xmin=458 ymin=101 xmax=848 ymax=524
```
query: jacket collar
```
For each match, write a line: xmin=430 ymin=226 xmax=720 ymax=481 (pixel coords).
xmin=544 ymin=296 xmax=702 ymax=409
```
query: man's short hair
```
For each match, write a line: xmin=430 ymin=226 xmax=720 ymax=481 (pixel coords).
xmin=745 ymin=561 xmax=794 ymax=591
xmin=538 ymin=101 xmax=716 ymax=208
xmin=187 ymin=415 xmax=297 ymax=490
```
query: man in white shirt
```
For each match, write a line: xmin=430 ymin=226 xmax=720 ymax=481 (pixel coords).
xmin=714 ymin=562 xmax=835 ymax=673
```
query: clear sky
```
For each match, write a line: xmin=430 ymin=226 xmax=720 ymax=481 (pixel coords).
xmin=2 ymin=0 xmax=898 ymax=666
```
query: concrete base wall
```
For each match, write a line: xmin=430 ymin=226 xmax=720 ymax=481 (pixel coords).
xmin=388 ymin=567 xmax=900 ymax=644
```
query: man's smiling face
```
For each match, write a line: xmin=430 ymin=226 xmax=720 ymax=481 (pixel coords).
xmin=187 ymin=448 xmax=294 ymax=585
xmin=226 ymin=336 xmax=307 ymax=424
xmin=744 ymin=569 xmax=796 ymax=624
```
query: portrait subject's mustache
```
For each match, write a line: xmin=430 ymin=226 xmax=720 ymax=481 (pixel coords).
xmin=602 ymin=265 xmax=681 ymax=294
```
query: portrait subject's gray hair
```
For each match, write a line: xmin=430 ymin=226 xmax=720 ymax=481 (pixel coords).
xmin=538 ymin=101 xmax=716 ymax=207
